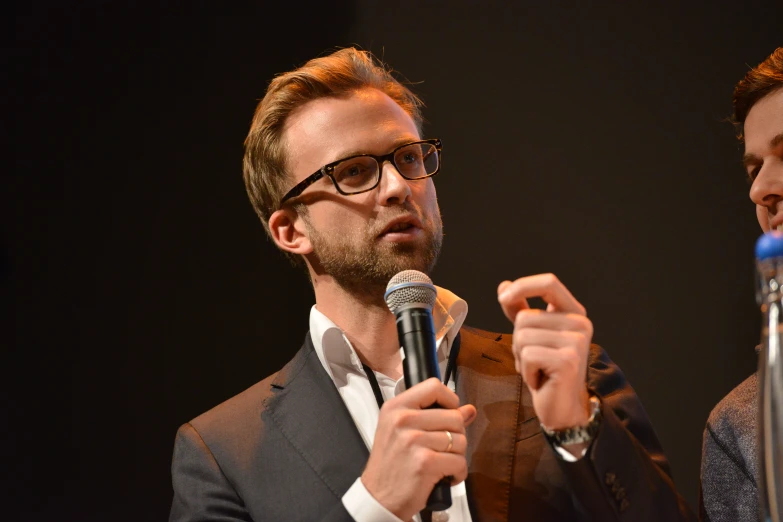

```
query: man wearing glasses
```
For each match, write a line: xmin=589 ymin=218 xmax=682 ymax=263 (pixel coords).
xmin=169 ymin=48 xmax=694 ymax=521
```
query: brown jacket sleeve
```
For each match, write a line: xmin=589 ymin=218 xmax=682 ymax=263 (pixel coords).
xmin=557 ymin=344 xmax=696 ymax=521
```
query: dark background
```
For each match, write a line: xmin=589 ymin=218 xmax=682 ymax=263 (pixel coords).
xmin=7 ymin=2 xmax=781 ymax=520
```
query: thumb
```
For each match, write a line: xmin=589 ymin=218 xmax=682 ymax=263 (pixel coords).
xmin=459 ymin=404 xmax=477 ymax=426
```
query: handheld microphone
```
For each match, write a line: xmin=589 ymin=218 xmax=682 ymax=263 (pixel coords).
xmin=385 ymin=270 xmax=451 ymax=512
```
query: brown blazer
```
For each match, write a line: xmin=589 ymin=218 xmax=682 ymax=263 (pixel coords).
xmin=169 ymin=326 xmax=695 ymax=521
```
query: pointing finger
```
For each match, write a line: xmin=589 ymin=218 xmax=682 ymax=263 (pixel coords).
xmin=498 ymin=280 xmax=529 ymax=322
xmin=498 ymin=273 xmax=585 ymax=316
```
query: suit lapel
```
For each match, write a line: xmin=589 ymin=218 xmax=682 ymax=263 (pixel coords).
xmin=456 ymin=327 xmax=522 ymax=522
xmin=264 ymin=334 xmax=369 ymax=500
xmin=260 ymin=328 xmax=523 ymax=519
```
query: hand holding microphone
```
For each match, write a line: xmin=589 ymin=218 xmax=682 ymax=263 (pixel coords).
xmin=360 ymin=271 xmax=476 ymax=520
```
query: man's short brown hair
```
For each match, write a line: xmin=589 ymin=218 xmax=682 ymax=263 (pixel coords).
xmin=242 ymin=48 xmax=424 ymax=263
xmin=732 ymin=47 xmax=783 ymax=139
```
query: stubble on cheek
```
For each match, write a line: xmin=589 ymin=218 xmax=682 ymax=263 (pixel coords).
xmin=306 ymin=211 xmax=443 ymax=294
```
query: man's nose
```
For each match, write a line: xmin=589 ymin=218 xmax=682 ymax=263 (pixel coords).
xmin=750 ymin=160 xmax=783 ymax=208
xmin=377 ymin=161 xmax=412 ymax=205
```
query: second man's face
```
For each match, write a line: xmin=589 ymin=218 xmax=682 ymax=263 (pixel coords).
xmin=746 ymin=88 xmax=783 ymax=232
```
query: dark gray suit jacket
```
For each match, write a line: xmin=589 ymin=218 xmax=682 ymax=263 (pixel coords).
xmin=169 ymin=326 xmax=695 ymax=521
xmin=699 ymin=372 xmax=759 ymax=521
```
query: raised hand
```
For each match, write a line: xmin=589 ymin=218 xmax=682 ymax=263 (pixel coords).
xmin=497 ymin=273 xmax=593 ymax=431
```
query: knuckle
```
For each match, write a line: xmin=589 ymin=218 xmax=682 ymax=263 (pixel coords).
xmin=414 ymin=450 xmax=435 ymax=473
xmin=543 ymin=273 xmax=559 ymax=286
xmin=584 ymin=319 xmax=594 ymax=337
xmin=456 ymin=434 xmax=467 ymax=454
xmin=512 ymin=333 xmax=525 ymax=354
xmin=378 ymin=400 xmax=394 ymax=415
xmin=402 ymin=429 xmax=419 ymax=449
xmin=394 ymin=409 xmax=415 ymax=428
xmin=455 ymin=460 xmax=469 ymax=481
xmin=571 ymin=314 xmax=592 ymax=333
xmin=574 ymin=333 xmax=590 ymax=352
xmin=559 ymin=347 xmax=581 ymax=368
xmin=516 ymin=346 xmax=529 ymax=365
xmin=514 ymin=327 xmax=533 ymax=346
xmin=514 ymin=309 xmax=536 ymax=328
xmin=514 ymin=311 xmax=525 ymax=329
xmin=423 ymin=377 xmax=438 ymax=390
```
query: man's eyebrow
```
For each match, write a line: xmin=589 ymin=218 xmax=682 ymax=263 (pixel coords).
xmin=743 ymin=152 xmax=761 ymax=167
xmin=332 ymin=137 xmax=421 ymax=162
xmin=743 ymin=132 xmax=783 ymax=167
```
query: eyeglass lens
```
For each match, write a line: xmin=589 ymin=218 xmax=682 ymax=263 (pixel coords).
xmin=331 ymin=142 xmax=439 ymax=193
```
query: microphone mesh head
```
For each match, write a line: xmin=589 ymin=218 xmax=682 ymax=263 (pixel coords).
xmin=385 ymin=270 xmax=437 ymax=314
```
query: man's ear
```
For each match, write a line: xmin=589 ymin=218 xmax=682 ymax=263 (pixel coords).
xmin=269 ymin=208 xmax=313 ymax=255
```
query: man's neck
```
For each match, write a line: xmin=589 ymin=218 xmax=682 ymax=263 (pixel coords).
xmin=313 ymin=276 xmax=403 ymax=380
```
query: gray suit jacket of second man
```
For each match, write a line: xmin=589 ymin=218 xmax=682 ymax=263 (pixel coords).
xmin=169 ymin=326 xmax=696 ymax=521
xmin=700 ymin=372 xmax=759 ymax=522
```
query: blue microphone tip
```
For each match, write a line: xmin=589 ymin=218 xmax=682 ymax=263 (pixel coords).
xmin=755 ymin=230 xmax=783 ymax=260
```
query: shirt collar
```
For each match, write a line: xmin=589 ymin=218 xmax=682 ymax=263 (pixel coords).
xmin=309 ymin=286 xmax=469 ymax=381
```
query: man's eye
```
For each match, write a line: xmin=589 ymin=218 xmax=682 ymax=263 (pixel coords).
xmin=334 ymin=159 xmax=375 ymax=184
xmin=336 ymin=163 xmax=365 ymax=179
xmin=399 ymin=152 xmax=421 ymax=164
xmin=344 ymin=166 xmax=361 ymax=177
xmin=748 ymin=166 xmax=761 ymax=183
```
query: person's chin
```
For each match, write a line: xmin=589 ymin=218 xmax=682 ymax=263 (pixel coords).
xmin=389 ymin=250 xmax=437 ymax=274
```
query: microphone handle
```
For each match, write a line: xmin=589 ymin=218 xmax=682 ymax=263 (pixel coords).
xmin=396 ymin=308 xmax=452 ymax=512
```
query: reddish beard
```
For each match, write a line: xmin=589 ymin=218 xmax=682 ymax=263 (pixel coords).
xmin=304 ymin=211 xmax=443 ymax=300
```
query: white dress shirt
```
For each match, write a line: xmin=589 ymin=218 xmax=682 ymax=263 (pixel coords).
xmin=309 ymin=286 xmax=471 ymax=522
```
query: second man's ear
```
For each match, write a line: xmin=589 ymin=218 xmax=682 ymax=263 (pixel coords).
xmin=268 ymin=208 xmax=313 ymax=256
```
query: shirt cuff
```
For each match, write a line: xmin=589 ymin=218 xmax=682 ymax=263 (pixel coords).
xmin=342 ymin=477 xmax=403 ymax=522
xmin=552 ymin=442 xmax=589 ymax=462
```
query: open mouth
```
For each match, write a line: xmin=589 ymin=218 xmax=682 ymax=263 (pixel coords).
xmin=378 ymin=216 xmax=422 ymax=239
xmin=387 ymin=222 xmax=414 ymax=233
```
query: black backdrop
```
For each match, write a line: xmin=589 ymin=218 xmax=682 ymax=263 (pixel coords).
xmin=7 ymin=2 xmax=781 ymax=520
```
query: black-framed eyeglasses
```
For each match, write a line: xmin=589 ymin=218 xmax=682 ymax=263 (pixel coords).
xmin=279 ymin=138 xmax=442 ymax=207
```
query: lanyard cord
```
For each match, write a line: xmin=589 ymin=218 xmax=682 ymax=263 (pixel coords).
xmin=361 ymin=333 xmax=462 ymax=410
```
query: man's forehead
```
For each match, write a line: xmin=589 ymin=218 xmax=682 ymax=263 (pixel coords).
xmin=744 ymin=89 xmax=783 ymax=149
xmin=286 ymin=90 xmax=413 ymax=135
xmin=283 ymin=89 xmax=420 ymax=177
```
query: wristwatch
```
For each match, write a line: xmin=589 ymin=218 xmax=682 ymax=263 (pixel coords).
xmin=541 ymin=395 xmax=602 ymax=447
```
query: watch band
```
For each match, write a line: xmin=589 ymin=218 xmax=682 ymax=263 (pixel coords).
xmin=541 ymin=395 xmax=602 ymax=447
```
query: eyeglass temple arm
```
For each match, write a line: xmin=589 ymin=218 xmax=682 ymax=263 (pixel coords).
xmin=280 ymin=170 xmax=325 ymax=205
